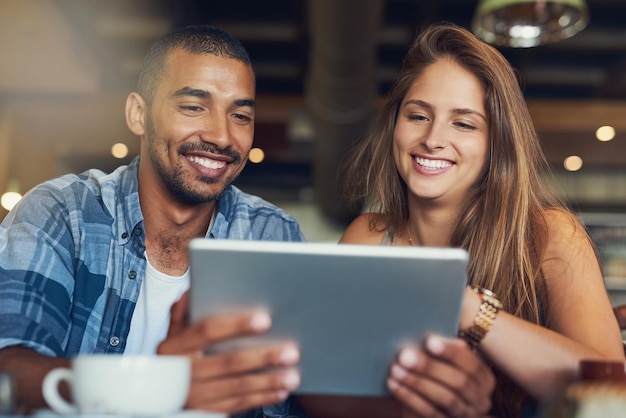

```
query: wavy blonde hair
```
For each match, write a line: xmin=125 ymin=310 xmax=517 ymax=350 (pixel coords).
xmin=341 ymin=22 xmax=580 ymax=416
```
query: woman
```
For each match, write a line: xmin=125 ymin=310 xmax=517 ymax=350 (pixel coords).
xmin=339 ymin=23 xmax=624 ymax=417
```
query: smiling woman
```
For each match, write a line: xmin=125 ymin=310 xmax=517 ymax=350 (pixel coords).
xmin=338 ymin=23 xmax=624 ymax=418
xmin=392 ymin=57 xmax=489 ymax=212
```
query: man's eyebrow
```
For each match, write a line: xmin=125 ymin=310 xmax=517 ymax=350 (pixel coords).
xmin=173 ymin=87 xmax=210 ymax=98
xmin=172 ymin=88 xmax=254 ymax=109
xmin=235 ymin=98 xmax=255 ymax=109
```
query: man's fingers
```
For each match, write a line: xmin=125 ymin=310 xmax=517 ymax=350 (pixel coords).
xmin=158 ymin=310 xmax=272 ymax=355
xmin=158 ymin=307 xmax=304 ymax=415
xmin=193 ymin=343 xmax=300 ymax=380
xmin=184 ymin=346 xmax=301 ymax=415
xmin=167 ymin=292 xmax=190 ymax=337
xmin=187 ymin=367 xmax=300 ymax=410
xmin=188 ymin=388 xmax=290 ymax=415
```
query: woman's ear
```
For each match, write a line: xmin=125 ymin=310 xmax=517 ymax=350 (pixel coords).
xmin=126 ymin=92 xmax=147 ymax=136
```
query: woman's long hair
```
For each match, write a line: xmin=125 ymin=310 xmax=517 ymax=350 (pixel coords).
xmin=341 ymin=22 xmax=577 ymax=417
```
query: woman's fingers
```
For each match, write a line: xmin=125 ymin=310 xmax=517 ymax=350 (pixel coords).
xmin=388 ymin=336 xmax=494 ymax=417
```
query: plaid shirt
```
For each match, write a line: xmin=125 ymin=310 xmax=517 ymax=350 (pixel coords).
xmin=0 ymin=157 xmax=304 ymax=357
xmin=0 ymin=157 xmax=308 ymax=417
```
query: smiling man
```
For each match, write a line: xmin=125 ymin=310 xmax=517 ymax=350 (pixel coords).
xmin=0 ymin=25 xmax=305 ymax=417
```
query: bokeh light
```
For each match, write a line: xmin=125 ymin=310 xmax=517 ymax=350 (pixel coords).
xmin=1 ymin=191 xmax=22 ymax=211
xmin=248 ymin=148 xmax=265 ymax=163
xmin=111 ymin=143 xmax=129 ymax=159
xmin=564 ymin=155 xmax=583 ymax=172
xmin=596 ymin=125 xmax=615 ymax=142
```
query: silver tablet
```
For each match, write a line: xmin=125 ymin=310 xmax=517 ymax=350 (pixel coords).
xmin=188 ymin=238 xmax=468 ymax=397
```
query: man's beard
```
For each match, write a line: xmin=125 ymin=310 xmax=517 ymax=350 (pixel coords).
xmin=146 ymin=116 xmax=244 ymax=204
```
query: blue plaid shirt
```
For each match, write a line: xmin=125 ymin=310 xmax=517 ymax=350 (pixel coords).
xmin=0 ymin=157 xmax=306 ymax=417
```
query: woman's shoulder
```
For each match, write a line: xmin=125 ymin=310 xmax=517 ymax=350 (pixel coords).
xmin=540 ymin=208 xmax=595 ymax=265
xmin=541 ymin=208 xmax=587 ymax=242
xmin=339 ymin=213 xmax=389 ymax=245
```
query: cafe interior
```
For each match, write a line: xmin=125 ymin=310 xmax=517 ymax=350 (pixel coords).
xmin=3 ymin=0 xmax=626 ymax=285
xmin=3 ymin=0 xmax=626 ymax=414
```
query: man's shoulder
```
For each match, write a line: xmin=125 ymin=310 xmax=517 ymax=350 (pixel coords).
xmin=20 ymin=170 xmax=103 ymax=210
xmin=215 ymin=186 xmax=304 ymax=241
xmin=34 ymin=163 xmax=132 ymax=196
xmin=16 ymin=163 xmax=137 ymax=223
xmin=221 ymin=185 xmax=293 ymax=219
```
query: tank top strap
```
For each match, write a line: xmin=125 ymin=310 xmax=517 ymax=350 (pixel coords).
xmin=381 ymin=229 xmax=396 ymax=246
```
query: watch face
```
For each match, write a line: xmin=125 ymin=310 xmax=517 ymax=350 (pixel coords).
xmin=476 ymin=287 xmax=503 ymax=309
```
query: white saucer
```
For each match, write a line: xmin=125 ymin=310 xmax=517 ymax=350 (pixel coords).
xmin=32 ymin=409 xmax=227 ymax=418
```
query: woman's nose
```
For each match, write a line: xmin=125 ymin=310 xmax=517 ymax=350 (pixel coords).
xmin=421 ymin=122 xmax=447 ymax=151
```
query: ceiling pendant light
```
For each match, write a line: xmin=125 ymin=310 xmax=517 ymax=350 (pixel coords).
xmin=472 ymin=0 xmax=589 ymax=48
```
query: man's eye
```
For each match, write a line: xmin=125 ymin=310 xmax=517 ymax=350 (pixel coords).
xmin=233 ymin=113 xmax=253 ymax=123
xmin=181 ymin=106 xmax=203 ymax=112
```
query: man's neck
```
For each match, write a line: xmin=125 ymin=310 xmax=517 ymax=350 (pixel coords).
xmin=140 ymin=187 xmax=216 ymax=276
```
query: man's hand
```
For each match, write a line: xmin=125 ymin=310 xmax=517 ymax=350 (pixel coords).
xmin=157 ymin=292 xmax=301 ymax=414
xmin=387 ymin=335 xmax=494 ymax=418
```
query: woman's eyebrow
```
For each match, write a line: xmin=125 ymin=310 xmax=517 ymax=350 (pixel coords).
xmin=452 ymin=107 xmax=487 ymax=122
xmin=403 ymin=99 xmax=432 ymax=111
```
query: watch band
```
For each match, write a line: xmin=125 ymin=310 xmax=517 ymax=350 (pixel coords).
xmin=459 ymin=287 xmax=503 ymax=350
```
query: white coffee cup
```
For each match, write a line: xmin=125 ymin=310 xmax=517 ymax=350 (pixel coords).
xmin=42 ymin=354 xmax=190 ymax=416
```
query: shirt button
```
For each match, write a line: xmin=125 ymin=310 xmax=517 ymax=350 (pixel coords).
xmin=121 ymin=232 xmax=128 ymax=239
xmin=128 ymin=270 xmax=137 ymax=280
xmin=132 ymin=227 xmax=142 ymax=237
xmin=109 ymin=336 xmax=120 ymax=347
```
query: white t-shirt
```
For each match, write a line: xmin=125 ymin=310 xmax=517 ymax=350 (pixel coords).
xmin=124 ymin=257 xmax=190 ymax=355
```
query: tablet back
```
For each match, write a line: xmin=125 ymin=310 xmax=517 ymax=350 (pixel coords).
xmin=189 ymin=238 xmax=468 ymax=397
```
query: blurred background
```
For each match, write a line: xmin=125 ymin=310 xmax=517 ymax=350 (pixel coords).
xmin=2 ymin=0 xmax=626 ymax=258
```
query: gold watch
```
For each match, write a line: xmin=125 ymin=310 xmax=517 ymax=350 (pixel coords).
xmin=459 ymin=287 xmax=503 ymax=350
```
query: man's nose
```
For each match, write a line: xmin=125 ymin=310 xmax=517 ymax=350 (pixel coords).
xmin=199 ymin=112 xmax=230 ymax=147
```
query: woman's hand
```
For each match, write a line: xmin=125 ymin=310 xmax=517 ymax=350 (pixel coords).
xmin=388 ymin=335 xmax=495 ymax=417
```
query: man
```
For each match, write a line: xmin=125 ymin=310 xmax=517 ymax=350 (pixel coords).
xmin=0 ymin=25 xmax=494 ymax=417
xmin=0 ymin=25 xmax=303 ymax=417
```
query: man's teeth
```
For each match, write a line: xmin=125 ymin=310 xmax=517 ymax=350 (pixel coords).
xmin=415 ymin=157 xmax=451 ymax=169
xmin=189 ymin=155 xmax=225 ymax=169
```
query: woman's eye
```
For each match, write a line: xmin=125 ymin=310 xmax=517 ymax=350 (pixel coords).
xmin=456 ymin=122 xmax=476 ymax=130
xmin=408 ymin=114 xmax=428 ymax=122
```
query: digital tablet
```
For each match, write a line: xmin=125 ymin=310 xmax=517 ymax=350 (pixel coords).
xmin=188 ymin=238 xmax=468 ymax=397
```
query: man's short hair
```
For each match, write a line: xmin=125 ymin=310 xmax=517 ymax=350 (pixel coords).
xmin=137 ymin=25 xmax=253 ymax=104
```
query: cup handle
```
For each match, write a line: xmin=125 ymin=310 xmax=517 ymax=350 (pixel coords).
xmin=42 ymin=368 xmax=77 ymax=415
